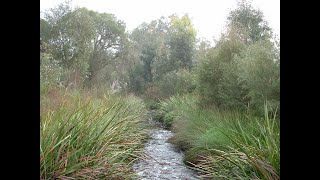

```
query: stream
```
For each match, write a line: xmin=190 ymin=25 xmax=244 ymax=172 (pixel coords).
xmin=133 ymin=118 xmax=199 ymax=180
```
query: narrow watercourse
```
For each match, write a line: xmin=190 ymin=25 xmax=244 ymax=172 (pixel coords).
xmin=133 ymin=117 xmax=199 ymax=180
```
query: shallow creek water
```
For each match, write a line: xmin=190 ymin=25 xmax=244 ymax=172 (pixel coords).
xmin=133 ymin=118 xmax=199 ymax=180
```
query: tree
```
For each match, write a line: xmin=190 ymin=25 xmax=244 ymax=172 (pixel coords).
xmin=236 ymin=40 xmax=280 ymax=114
xmin=196 ymin=47 xmax=222 ymax=107
xmin=44 ymin=5 xmax=96 ymax=87
xmin=168 ymin=14 xmax=196 ymax=70
xmin=196 ymin=34 xmax=246 ymax=108
xmin=40 ymin=18 xmax=51 ymax=43
xmin=196 ymin=1 xmax=276 ymax=111
xmin=193 ymin=38 xmax=212 ymax=65
xmin=128 ymin=15 xmax=197 ymax=97
xmin=43 ymin=2 xmax=127 ymax=88
xmin=86 ymin=11 xmax=126 ymax=87
xmin=130 ymin=18 xmax=170 ymax=84
xmin=227 ymin=0 xmax=272 ymax=45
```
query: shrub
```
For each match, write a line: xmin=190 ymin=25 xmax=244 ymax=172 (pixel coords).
xmin=237 ymin=40 xmax=280 ymax=115
xmin=40 ymin=53 xmax=63 ymax=92
xmin=155 ymin=68 xmax=196 ymax=98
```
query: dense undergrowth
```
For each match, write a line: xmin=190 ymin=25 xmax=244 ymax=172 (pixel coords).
xmin=40 ymin=87 xmax=148 ymax=179
xmin=155 ymin=94 xmax=280 ymax=179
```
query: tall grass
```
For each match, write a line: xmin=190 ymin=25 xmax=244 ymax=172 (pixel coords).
xmin=156 ymin=94 xmax=198 ymax=128
xmin=192 ymin=104 xmax=280 ymax=179
xmin=40 ymin=88 xmax=148 ymax=179
xmin=156 ymin=95 xmax=280 ymax=179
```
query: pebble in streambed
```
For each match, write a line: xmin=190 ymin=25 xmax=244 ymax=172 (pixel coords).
xmin=133 ymin=121 xmax=199 ymax=180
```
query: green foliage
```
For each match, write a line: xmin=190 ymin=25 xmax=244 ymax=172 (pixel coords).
xmin=45 ymin=6 xmax=95 ymax=85
xmin=196 ymin=37 xmax=246 ymax=108
xmin=40 ymin=2 xmax=280 ymax=179
xmin=237 ymin=40 xmax=280 ymax=115
xmin=130 ymin=18 xmax=170 ymax=84
xmin=128 ymin=14 xmax=197 ymax=96
xmin=155 ymin=69 xmax=196 ymax=98
xmin=156 ymin=94 xmax=198 ymax=128
xmin=196 ymin=25 xmax=278 ymax=115
xmin=40 ymin=90 xmax=148 ymax=179
xmin=227 ymin=0 xmax=272 ymax=44
xmin=193 ymin=39 xmax=212 ymax=65
xmin=217 ymin=60 xmax=248 ymax=110
xmin=43 ymin=3 xmax=127 ymax=88
xmin=192 ymin=103 xmax=280 ymax=179
xmin=87 ymin=11 xmax=127 ymax=86
xmin=40 ymin=18 xmax=51 ymax=42
xmin=40 ymin=53 xmax=63 ymax=93
xmin=142 ymin=97 xmax=160 ymax=110
xmin=128 ymin=63 xmax=146 ymax=94
xmin=193 ymin=0 xmax=276 ymax=112
xmin=196 ymin=47 xmax=221 ymax=106
xmin=169 ymin=14 xmax=197 ymax=70
xmin=156 ymin=95 xmax=280 ymax=179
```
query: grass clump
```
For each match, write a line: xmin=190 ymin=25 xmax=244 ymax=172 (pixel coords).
xmin=40 ymin=88 xmax=148 ymax=179
xmin=157 ymin=95 xmax=280 ymax=179
xmin=155 ymin=94 xmax=197 ymax=128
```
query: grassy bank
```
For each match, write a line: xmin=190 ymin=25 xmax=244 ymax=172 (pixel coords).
xmin=40 ymin=88 xmax=148 ymax=179
xmin=156 ymin=94 xmax=280 ymax=179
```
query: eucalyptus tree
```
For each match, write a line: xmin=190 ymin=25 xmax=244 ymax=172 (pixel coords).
xmin=86 ymin=10 xmax=126 ymax=87
xmin=128 ymin=15 xmax=197 ymax=96
xmin=227 ymin=0 xmax=272 ymax=45
xmin=236 ymin=40 xmax=280 ymax=114
xmin=42 ymin=2 xmax=127 ymax=88
xmin=44 ymin=5 xmax=96 ymax=86
xmin=168 ymin=14 xmax=196 ymax=70
xmin=130 ymin=18 xmax=170 ymax=84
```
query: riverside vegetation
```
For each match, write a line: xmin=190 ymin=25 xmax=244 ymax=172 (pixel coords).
xmin=41 ymin=1 xmax=279 ymax=179
xmin=40 ymin=88 xmax=149 ymax=179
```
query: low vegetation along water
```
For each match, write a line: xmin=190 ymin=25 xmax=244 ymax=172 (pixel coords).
xmin=133 ymin=118 xmax=198 ymax=179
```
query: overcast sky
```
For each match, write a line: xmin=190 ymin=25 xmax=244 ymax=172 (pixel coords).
xmin=40 ymin=0 xmax=279 ymax=43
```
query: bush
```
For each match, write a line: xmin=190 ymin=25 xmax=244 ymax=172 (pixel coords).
xmin=155 ymin=68 xmax=196 ymax=98
xmin=217 ymin=61 xmax=248 ymax=110
xmin=195 ymin=48 xmax=222 ymax=107
xmin=40 ymin=53 xmax=63 ymax=92
xmin=196 ymin=38 xmax=279 ymax=116
xmin=237 ymin=40 xmax=280 ymax=115
xmin=195 ymin=38 xmax=245 ymax=108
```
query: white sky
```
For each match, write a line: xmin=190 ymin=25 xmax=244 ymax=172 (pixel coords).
xmin=40 ymin=0 xmax=279 ymax=43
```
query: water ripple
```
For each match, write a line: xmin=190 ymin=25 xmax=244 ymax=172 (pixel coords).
xmin=133 ymin=121 xmax=198 ymax=180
